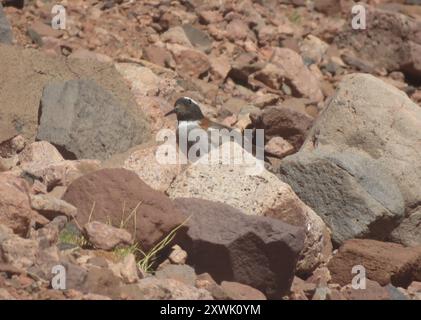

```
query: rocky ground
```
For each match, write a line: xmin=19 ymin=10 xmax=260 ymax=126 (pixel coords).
xmin=0 ymin=0 xmax=420 ymax=300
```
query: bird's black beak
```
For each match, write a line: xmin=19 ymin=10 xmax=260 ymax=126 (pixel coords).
xmin=164 ymin=109 xmax=176 ymax=117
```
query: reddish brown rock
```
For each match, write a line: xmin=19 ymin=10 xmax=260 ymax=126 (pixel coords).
xmin=251 ymin=48 xmax=323 ymax=102
xmin=328 ymin=239 xmax=421 ymax=287
xmin=0 ymin=173 xmax=48 ymax=236
xmin=62 ymin=168 xmax=187 ymax=252
xmin=143 ymin=45 xmax=175 ymax=69
xmin=335 ymin=7 xmax=421 ymax=78
xmin=340 ymin=279 xmax=391 ymax=300
xmin=220 ymin=281 xmax=267 ymax=300
xmin=250 ymin=105 xmax=314 ymax=150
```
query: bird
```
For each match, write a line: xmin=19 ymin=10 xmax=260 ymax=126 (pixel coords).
xmin=164 ymin=96 xmax=265 ymax=163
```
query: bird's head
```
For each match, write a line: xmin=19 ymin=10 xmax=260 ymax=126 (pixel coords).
xmin=165 ymin=97 xmax=205 ymax=121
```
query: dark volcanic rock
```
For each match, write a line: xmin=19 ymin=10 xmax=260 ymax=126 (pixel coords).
xmin=37 ymin=79 xmax=149 ymax=160
xmin=174 ymin=197 xmax=305 ymax=299
xmin=62 ymin=168 xmax=187 ymax=252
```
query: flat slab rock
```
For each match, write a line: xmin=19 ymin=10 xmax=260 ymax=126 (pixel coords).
xmin=328 ymin=239 xmax=421 ymax=288
xmin=62 ymin=168 xmax=187 ymax=252
xmin=174 ymin=197 xmax=305 ymax=299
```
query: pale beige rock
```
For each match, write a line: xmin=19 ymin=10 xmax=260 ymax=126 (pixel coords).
xmin=120 ymin=254 xmax=140 ymax=284
xmin=161 ymin=26 xmax=192 ymax=47
xmin=123 ymin=278 xmax=213 ymax=300
xmin=22 ymin=159 xmax=101 ymax=190
xmin=30 ymin=194 xmax=77 ymax=219
xmin=1 ymin=236 xmax=39 ymax=269
xmin=18 ymin=141 xmax=63 ymax=166
xmin=115 ymin=63 xmax=161 ymax=97
xmin=124 ymin=145 xmax=185 ymax=192
xmin=84 ymin=221 xmax=133 ymax=251
xmin=168 ymin=142 xmax=329 ymax=274
xmin=169 ymin=245 xmax=187 ymax=265
xmin=264 ymin=137 xmax=295 ymax=159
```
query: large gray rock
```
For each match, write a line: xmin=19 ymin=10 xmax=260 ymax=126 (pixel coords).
xmin=0 ymin=3 xmax=13 ymax=44
xmin=279 ymin=73 xmax=421 ymax=245
xmin=391 ymin=208 xmax=421 ymax=247
xmin=279 ymin=149 xmax=405 ymax=245
xmin=37 ymin=79 xmax=149 ymax=160
xmin=0 ymin=44 xmax=149 ymax=143
xmin=174 ymin=198 xmax=305 ymax=299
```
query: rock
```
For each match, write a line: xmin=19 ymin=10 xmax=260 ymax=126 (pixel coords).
xmin=30 ymin=194 xmax=77 ymax=220
xmin=83 ymin=221 xmax=133 ymax=251
xmin=0 ymin=4 xmax=13 ymax=44
xmin=168 ymin=142 xmax=310 ymax=219
xmin=68 ymin=49 xmax=113 ymax=64
xmin=27 ymin=20 xmax=63 ymax=41
xmin=0 ymin=45 xmax=147 ymax=142
xmin=121 ymin=278 xmax=213 ymax=300
xmin=385 ymin=284 xmax=410 ymax=300
xmin=279 ymin=149 xmax=405 ymax=245
xmin=340 ymin=279 xmax=390 ymax=300
xmin=37 ymin=79 xmax=149 ymax=161
xmin=314 ymin=0 xmax=342 ymax=15
xmin=123 ymin=145 xmax=185 ymax=192
xmin=328 ymin=239 xmax=421 ymax=287
xmin=407 ymin=281 xmax=421 ymax=299
xmin=170 ymin=46 xmax=210 ymax=78
xmin=250 ymin=105 xmax=314 ymax=151
xmin=21 ymin=159 xmax=101 ymax=191
xmin=0 ymin=235 xmax=39 ymax=269
xmin=279 ymin=74 xmax=420 ymax=244
xmin=156 ymin=264 xmax=197 ymax=287
xmin=0 ymin=288 xmax=15 ymax=300
xmin=114 ymin=63 xmax=162 ymax=97
xmin=63 ymin=168 xmax=187 ymax=252
xmin=18 ymin=141 xmax=63 ymax=166
xmin=300 ymin=35 xmax=329 ymax=65
xmin=264 ymin=137 xmax=295 ymax=159
xmin=196 ymin=273 xmax=229 ymax=300
xmin=335 ymin=7 xmax=421 ymax=78
xmin=119 ymin=254 xmax=140 ymax=284
xmin=143 ymin=45 xmax=175 ymax=68
xmin=228 ymin=52 xmax=263 ymax=85
xmin=5 ymin=43 xmax=146 ymax=134
xmin=182 ymin=24 xmax=213 ymax=53
xmin=0 ymin=135 xmax=25 ymax=158
xmin=220 ymin=281 xmax=267 ymax=300
xmin=174 ymin=198 xmax=305 ymax=299
xmin=289 ymin=276 xmax=317 ymax=300
xmin=81 ymin=267 xmax=123 ymax=299
xmin=161 ymin=26 xmax=192 ymax=47
xmin=0 ymin=173 xmax=48 ymax=236
xmin=252 ymin=48 xmax=323 ymax=102
xmin=226 ymin=19 xmax=249 ymax=41
xmin=168 ymin=245 xmax=187 ymax=265
xmin=391 ymin=208 xmax=421 ymax=246
xmin=31 ymin=216 xmax=67 ymax=248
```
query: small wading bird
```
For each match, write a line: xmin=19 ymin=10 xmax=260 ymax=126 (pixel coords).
xmin=164 ymin=96 xmax=265 ymax=162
